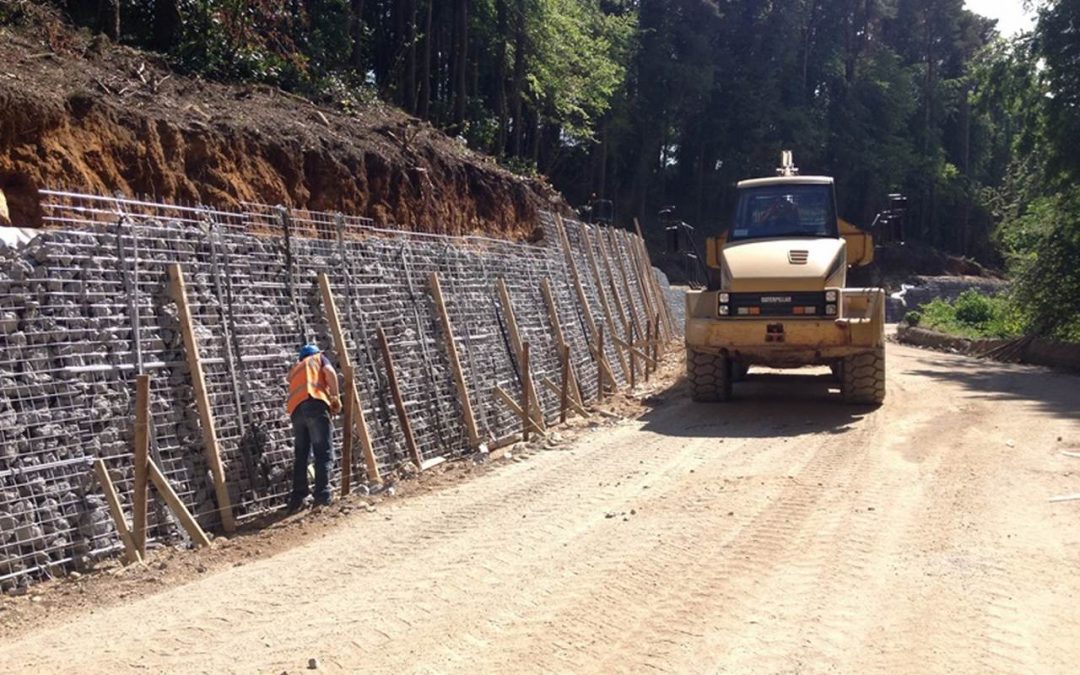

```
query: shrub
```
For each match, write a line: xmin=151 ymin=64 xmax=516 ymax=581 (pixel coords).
xmin=903 ymin=310 xmax=922 ymax=327
xmin=953 ymin=289 xmax=996 ymax=326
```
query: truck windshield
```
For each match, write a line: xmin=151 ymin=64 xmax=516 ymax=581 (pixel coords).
xmin=731 ymin=184 xmax=837 ymax=240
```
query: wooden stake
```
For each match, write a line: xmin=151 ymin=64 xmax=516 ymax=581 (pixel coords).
xmin=493 ymin=386 xmax=547 ymax=437
xmin=554 ymin=215 xmax=602 ymax=353
xmin=620 ymin=228 xmax=660 ymax=342
xmin=495 ymin=278 xmax=546 ymax=430
xmin=429 ymin=273 xmax=480 ymax=449
xmin=542 ymin=377 xmax=590 ymax=418
xmin=147 ymin=459 xmax=211 ymax=548
xmin=539 ymin=278 xmax=585 ymax=410
xmin=629 ymin=320 xmax=637 ymax=390
xmin=596 ymin=326 xmax=605 ymax=401
xmin=93 ymin=459 xmax=142 ymax=565
xmin=559 ymin=344 xmax=571 ymax=424
xmin=522 ymin=341 xmax=531 ymax=442
xmin=376 ymin=325 xmax=423 ymax=470
xmin=653 ymin=313 xmax=661 ymax=365
xmin=645 ymin=319 xmax=652 ymax=383
xmin=168 ymin=264 xmax=235 ymax=534
xmin=629 ymin=222 xmax=673 ymax=341
xmin=581 ymin=226 xmax=630 ymax=380
xmin=317 ymin=273 xmax=381 ymax=484
xmin=132 ymin=374 xmax=150 ymax=556
xmin=610 ymin=335 xmax=657 ymax=368
xmin=600 ymin=228 xmax=644 ymax=342
xmin=340 ymin=365 xmax=355 ymax=496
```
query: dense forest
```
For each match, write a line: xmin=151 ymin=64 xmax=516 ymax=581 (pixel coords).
xmin=12 ymin=0 xmax=1080 ymax=338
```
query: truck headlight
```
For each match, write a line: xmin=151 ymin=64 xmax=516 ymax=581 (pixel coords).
xmin=825 ymin=304 xmax=837 ymax=316
xmin=825 ymin=290 xmax=838 ymax=302
xmin=718 ymin=292 xmax=730 ymax=303
xmin=718 ymin=305 xmax=730 ymax=316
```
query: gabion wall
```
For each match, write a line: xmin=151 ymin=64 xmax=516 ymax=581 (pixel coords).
xmin=0 ymin=191 xmax=671 ymax=591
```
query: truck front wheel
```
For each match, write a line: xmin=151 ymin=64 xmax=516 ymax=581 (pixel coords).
xmin=687 ymin=349 xmax=732 ymax=402
xmin=840 ymin=347 xmax=886 ymax=405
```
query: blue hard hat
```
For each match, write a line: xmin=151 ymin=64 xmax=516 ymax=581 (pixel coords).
xmin=299 ymin=343 xmax=321 ymax=359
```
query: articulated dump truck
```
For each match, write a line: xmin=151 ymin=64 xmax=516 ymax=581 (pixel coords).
xmin=685 ymin=152 xmax=886 ymax=404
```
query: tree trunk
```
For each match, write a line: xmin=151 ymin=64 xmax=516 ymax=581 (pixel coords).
xmin=350 ymin=0 xmax=365 ymax=71
xmin=418 ymin=0 xmax=433 ymax=119
xmin=153 ymin=0 xmax=182 ymax=50
xmin=99 ymin=0 xmax=119 ymax=40
xmin=405 ymin=0 xmax=418 ymax=114
xmin=510 ymin=0 xmax=527 ymax=157
xmin=452 ymin=0 xmax=469 ymax=131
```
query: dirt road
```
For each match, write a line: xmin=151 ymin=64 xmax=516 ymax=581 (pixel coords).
xmin=3 ymin=343 xmax=1079 ymax=674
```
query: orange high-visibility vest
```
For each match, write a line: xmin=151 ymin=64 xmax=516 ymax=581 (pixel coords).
xmin=286 ymin=354 xmax=332 ymax=415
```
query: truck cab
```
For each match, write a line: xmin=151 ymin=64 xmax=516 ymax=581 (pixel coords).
xmin=684 ymin=154 xmax=886 ymax=404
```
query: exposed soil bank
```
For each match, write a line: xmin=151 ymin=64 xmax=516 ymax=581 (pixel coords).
xmin=0 ymin=19 xmax=562 ymax=236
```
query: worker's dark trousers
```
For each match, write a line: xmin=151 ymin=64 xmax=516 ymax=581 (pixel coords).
xmin=290 ymin=398 xmax=334 ymax=505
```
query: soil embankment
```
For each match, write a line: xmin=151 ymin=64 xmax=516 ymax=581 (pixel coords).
xmin=0 ymin=13 xmax=561 ymax=236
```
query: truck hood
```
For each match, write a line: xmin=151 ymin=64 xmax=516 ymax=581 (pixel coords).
xmin=722 ymin=238 xmax=845 ymax=292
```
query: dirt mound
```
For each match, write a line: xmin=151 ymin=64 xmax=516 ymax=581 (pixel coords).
xmin=850 ymin=240 xmax=1005 ymax=290
xmin=0 ymin=9 xmax=563 ymax=236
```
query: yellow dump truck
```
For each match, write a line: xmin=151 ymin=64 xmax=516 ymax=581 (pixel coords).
xmin=684 ymin=152 xmax=886 ymax=404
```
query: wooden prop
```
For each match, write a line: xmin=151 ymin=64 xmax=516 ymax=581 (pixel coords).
xmin=629 ymin=321 xmax=637 ymax=389
xmin=653 ymin=314 xmax=661 ymax=368
xmin=147 ymin=459 xmax=212 ymax=548
xmin=559 ymin=344 xmax=571 ymax=423
xmin=539 ymin=278 xmax=585 ymax=409
xmin=631 ymin=222 xmax=676 ymax=340
xmin=93 ymin=459 xmax=142 ymax=564
xmin=493 ymin=386 xmax=546 ymax=437
xmin=581 ymin=226 xmax=630 ymax=379
xmin=376 ymin=326 xmax=423 ymax=469
xmin=600 ymin=228 xmax=644 ymax=342
xmin=318 ymin=273 xmax=381 ymax=484
xmin=627 ymin=221 xmax=671 ymax=341
xmin=619 ymin=228 xmax=660 ymax=343
xmin=495 ymin=278 xmax=546 ymax=431
xmin=521 ymin=341 xmax=531 ymax=441
xmin=544 ymin=376 xmax=589 ymax=418
xmin=429 ymin=273 xmax=480 ymax=449
xmin=596 ymin=326 xmax=606 ymax=401
xmin=554 ymin=215 xmax=602 ymax=351
xmin=610 ymin=335 xmax=658 ymax=368
xmin=340 ymin=365 xmax=355 ymax=496
xmin=645 ymin=319 xmax=653 ymax=382
xmin=132 ymin=373 xmax=150 ymax=556
xmin=168 ymin=264 xmax=236 ymax=533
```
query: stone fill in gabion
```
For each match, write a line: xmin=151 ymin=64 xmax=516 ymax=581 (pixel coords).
xmin=0 ymin=192 xmax=662 ymax=591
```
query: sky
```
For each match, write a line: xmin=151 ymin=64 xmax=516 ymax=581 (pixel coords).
xmin=965 ymin=0 xmax=1036 ymax=36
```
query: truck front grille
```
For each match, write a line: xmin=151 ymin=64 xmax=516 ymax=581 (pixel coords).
xmin=723 ymin=291 xmax=827 ymax=317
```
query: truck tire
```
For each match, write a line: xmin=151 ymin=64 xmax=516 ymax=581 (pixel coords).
xmin=687 ymin=349 xmax=732 ymax=402
xmin=840 ymin=347 xmax=886 ymax=405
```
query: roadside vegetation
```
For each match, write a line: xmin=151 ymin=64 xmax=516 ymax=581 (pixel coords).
xmin=905 ymin=291 xmax=1023 ymax=341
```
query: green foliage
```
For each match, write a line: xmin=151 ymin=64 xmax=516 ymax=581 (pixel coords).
xmin=1009 ymin=191 xmax=1080 ymax=341
xmin=918 ymin=291 xmax=1023 ymax=340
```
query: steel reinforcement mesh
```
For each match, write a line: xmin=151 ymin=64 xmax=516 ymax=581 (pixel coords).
xmin=0 ymin=191 xmax=667 ymax=590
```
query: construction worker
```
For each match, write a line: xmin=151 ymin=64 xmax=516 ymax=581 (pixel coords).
xmin=286 ymin=343 xmax=342 ymax=512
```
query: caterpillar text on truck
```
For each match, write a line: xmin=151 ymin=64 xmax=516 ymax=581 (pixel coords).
xmin=682 ymin=151 xmax=901 ymax=404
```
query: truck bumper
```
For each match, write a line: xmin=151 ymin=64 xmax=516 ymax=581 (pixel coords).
xmin=685 ymin=289 xmax=885 ymax=366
